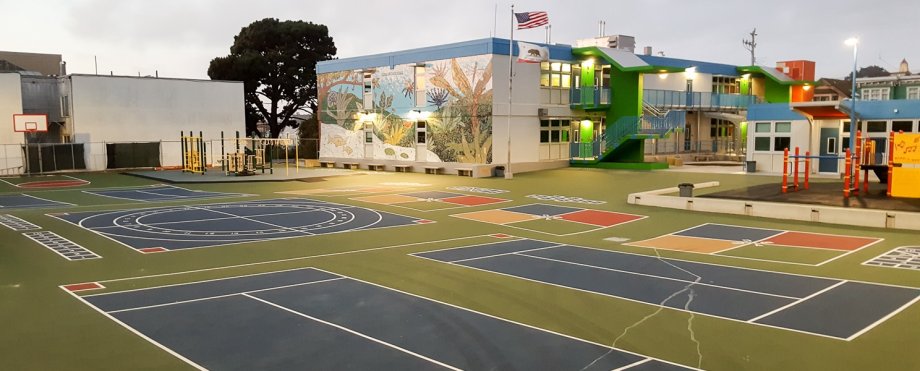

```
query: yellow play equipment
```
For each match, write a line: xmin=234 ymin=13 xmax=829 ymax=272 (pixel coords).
xmin=181 ymin=131 xmax=206 ymax=174
xmin=890 ymin=132 xmax=920 ymax=198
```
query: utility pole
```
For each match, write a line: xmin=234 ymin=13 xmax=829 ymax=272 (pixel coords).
xmin=742 ymin=28 xmax=757 ymax=66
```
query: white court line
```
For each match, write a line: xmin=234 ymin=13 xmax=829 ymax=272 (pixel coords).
xmin=845 ymin=294 xmax=920 ymax=341
xmin=20 ymin=193 xmax=77 ymax=206
xmin=60 ymin=288 xmax=208 ymax=371
xmin=84 ymin=267 xmax=335 ymax=297
xmin=411 ymin=253 xmax=849 ymax=342
xmin=746 ymin=281 xmax=849 ymax=323
xmin=515 ymin=252 xmax=800 ymax=300
xmin=309 ymin=268 xmax=698 ymax=370
xmin=814 ymin=237 xmax=886 ymax=267
xmin=449 ymin=245 xmax=564 ymax=264
xmin=612 ymin=358 xmax=653 ymax=371
xmin=107 ymin=277 xmax=346 ymax=314
xmin=242 ymin=293 xmax=461 ymax=371
xmin=82 ymin=234 xmax=495 ymax=285
xmin=82 ymin=190 xmax=154 ymax=202
xmin=860 ymin=245 xmax=920 ymax=271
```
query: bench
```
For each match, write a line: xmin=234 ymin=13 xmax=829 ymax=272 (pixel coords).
xmin=319 ymin=160 xmax=336 ymax=168
xmin=424 ymin=166 xmax=444 ymax=175
xmin=456 ymin=168 xmax=473 ymax=177
xmin=344 ymin=162 xmax=361 ymax=170
xmin=394 ymin=165 xmax=412 ymax=173
xmin=367 ymin=163 xmax=386 ymax=171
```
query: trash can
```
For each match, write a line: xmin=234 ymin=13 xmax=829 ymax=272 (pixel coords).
xmin=678 ymin=183 xmax=694 ymax=197
xmin=493 ymin=166 xmax=505 ymax=178
xmin=745 ymin=160 xmax=757 ymax=173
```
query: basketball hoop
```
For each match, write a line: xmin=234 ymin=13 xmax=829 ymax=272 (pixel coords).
xmin=13 ymin=114 xmax=49 ymax=133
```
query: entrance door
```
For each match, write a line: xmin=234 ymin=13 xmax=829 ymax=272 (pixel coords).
xmin=819 ymin=127 xmax=839 ymax=172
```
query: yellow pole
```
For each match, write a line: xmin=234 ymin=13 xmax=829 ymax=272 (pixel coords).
xmin=295 ymin=141 xmax=299 ymax=173
xmin=285 ymin=143 xmax=289 ymax=176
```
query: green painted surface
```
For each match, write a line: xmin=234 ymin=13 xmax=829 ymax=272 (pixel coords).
xmin=571 ymin=160 xmax=667 ymax=170
xmin=579 ymin=120 xmax=594 ymax=143
xmin=740 ymin=77 xmax=751 ymax=95
xmin=764 ymin=77 xmax=791 ymax=103
xmin=2 ymin=170 xmax=920 ymax=371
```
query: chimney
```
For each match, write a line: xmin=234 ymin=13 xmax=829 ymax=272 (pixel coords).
xmin=644 ymin=46 xmax=653 ymax=56
xmin=59 ymin=61 xmax=67 ymax=76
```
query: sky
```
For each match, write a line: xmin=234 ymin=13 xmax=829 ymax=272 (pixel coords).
xmin=2 ymin=0 xmax=918 ymax=80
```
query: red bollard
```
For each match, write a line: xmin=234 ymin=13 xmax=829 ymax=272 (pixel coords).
xmin=804 ymin=151 xmax=810 ymax=190
xmin=854 ymin=131 xmax=862 ymax=195
xmin=793 ymin=147 xmax=800 ymax=191
xmin=782 ymin=147 xmax=789 ymax=193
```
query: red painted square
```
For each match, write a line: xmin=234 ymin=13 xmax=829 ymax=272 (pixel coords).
xmin=139 ymin=247 xmax=168 ymax=253
xmin=64 ymin=282 xmax=103 ymax=292
xmin=440 ymin=195 xmax=508 ymax=206
xmin=559 ymin=209 xmax=645 ymax=227
xmin=763 ymin=232 xmax=880 ymax=251
xmin=491 ymin=233 xmax=513 ymax=238
xmin=414 ymin=219 xmax=435 ymax=224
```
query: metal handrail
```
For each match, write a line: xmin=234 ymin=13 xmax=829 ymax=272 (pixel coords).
xmin=643 ymin=89 xmax=760 ymax=110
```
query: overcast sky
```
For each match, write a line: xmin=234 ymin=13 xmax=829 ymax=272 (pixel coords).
xmin=2 ymin=0 xmax=918 ymax=80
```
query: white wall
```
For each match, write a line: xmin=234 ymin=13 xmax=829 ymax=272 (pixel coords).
xmin=0 ymin=73 xmax=24 ymax=172
xmin=747 ymin=119 xmax=811 ymax=173
xmin=69 ymin=75 xmax=244 ymax=170
xmin=492 ymin=56 xmax=546 ymax=164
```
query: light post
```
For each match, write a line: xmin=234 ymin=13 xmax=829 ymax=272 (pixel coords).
xmin=845 ymin=37 xmax=859 ymax=174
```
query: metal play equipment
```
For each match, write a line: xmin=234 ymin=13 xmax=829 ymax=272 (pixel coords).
xmin=180 ymin=131 xmax=207 ymax=174
xmin=219 ymin=131 xmax=296 ymax=176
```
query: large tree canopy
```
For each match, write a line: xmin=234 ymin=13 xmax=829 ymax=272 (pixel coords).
xmin=844 ymin=65 xmax=890 ymax=80
xmin=208 ymin=18 xmax=336 ymax=138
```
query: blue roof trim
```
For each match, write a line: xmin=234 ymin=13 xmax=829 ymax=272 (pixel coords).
xmin=840 ymin=99 xmax=920 ymax=120
xmin=638 ymin=55 xmax=740 ymax=76
xmin=317 ymin=38 xmax=575 ymax=73
xmin=747 ymin=103 xmax=808 ymax=121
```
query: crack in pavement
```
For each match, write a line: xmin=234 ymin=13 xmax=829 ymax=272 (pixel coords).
xmin=580 ymin=248 xmax=703 ymax=370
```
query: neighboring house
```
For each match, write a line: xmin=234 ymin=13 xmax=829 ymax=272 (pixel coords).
xmin=812 ymin=78 xmax=851 ymax=102
xmin=0 ymin=50 xmax=63 ymax=76
xmin=315 ymin=36 xmax=809 ymax=175
xmin=1 ymin=71 xmax=245 ymax=173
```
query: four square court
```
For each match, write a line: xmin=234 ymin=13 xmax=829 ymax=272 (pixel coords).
xmin=0 ymin=194 xmax=72 ymax=209
xmin=51 ymin=198 xmax=427 ymax=251
xmin=73 ymin=268 xmax=690 ymax=370
xmin=414 ymin=238 xmax=920 ymax=340
xmin=627 ymin=223 xmax=882 ymax=265
xmin=352 ymin=190 xmax=510 ymax=211
xmin=453 ymin=203 xmax=646 ymax=235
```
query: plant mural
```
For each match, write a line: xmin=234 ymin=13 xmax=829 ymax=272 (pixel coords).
xmin=318 ymin=54 xmax=493 ymax=163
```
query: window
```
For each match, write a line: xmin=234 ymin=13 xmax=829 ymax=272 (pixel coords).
xmin=826 ymin=137 xmax=837 ymax=154
xmin=365 ymin=131 xmax=374 ymax=143
xmin=775 ymin=122 xmax=791 ymax=133
xmin=893 ymin=121 xmax=914 ymax=132
xmin=755 ymin=122 xmax=771 ymax=133
xmin=416 ymin=131 xmax=426 ymax=144
xmin=60 ymin=95 xmax=70 ymax=117
xmin=540 ymin=62 xmax=572 ymax=88
xmin=709 ymin=119 xmax=734 ymax=138
xmin=908 ymin=87 xmax=920 ymax=100
xmin=774 ymin=137 xmax=791 ymax=151
xmin=712 ymin=76 xmax=740 ymax=94
xmin=754 ymin=137 xmax=771 ymax=151
xmin=866 ymin=121 xmax=886 ymax=133
xmin=363 ymin=71 xmax=374 ymax=108
xmin=539 ymin=119 xmax=572 ymax=143
xmin=861 ymin=87 xmax=890 ymax=101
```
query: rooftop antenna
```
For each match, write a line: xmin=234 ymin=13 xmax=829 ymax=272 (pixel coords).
xmin=742 ymin=28 xmax=757 ymax=66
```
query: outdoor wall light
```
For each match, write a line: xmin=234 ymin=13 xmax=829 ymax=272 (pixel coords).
xmin=684 ymin=67 xmax=697 ymax=80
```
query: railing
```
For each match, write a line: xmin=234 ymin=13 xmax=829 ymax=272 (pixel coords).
xmin=643 ymin=89 xmax=760 ymax=110
xmin=569 ymin=142 xmax=601 ymax=159
xmin=570 ymin=86 xmax=612 ymax=108
xmin=640 ymin=110 xmax=685 ymax=136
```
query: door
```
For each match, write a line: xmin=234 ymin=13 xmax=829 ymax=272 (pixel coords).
xmin=819 ymin=127 xmax=838 ymax=172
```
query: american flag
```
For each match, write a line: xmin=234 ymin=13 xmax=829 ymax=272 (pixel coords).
xmin=515 ymin=11 xmax=549 ymax=30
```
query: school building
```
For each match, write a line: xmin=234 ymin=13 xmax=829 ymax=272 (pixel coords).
xmin=315 ymin=36 xmax=818 ymax=176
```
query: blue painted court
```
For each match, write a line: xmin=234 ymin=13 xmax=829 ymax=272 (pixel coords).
xmin=74 ymin=268 xmax=690 ymax=370
xmin=414 ymin=239 xmax=920 ymax=340
xmin=51 ymin=198 xmax=427 ymax=251
xmin=0 ymin=194 xmax=72 ymax=209
xmin=85 ymin=185 xmax=250 ymax=202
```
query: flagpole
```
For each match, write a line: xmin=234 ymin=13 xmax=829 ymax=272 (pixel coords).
xmin=505 ymin=4 xmax=514 ymax=179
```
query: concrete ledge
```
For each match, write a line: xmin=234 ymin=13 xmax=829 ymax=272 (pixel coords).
xmin=627 ymin=182 xmax=920 ymax=230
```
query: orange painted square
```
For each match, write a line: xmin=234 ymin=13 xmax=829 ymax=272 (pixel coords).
xmin=763 ymin=232 xmax=880 ymax=251
xmin=559 ymin=209 xmax=644 ymax=227
xmin=352 ymin=194 xmax=420 ymax=205
xmin=627 ymin=235 xmax=741 ymax=253
xmin=441 ymin=195 xmax=508 ymax=206
xmin=453 ymin=209 xmax=536 ymax=225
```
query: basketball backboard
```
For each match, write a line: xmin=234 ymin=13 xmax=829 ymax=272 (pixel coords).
xmin=13 ymin=114 xmax=49 ymax=132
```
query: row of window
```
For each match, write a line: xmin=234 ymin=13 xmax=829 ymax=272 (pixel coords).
xmin=752 ymin=121 xmax=791 ymax=152
xmin=539 ymin=119 xmax=571 ymax=143
xmin=859 ymin=86 xmax=920 ymax=101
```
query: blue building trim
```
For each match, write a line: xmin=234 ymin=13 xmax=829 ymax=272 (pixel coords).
xmin=747 ymin=103 xmax=808 ymax=121
xmin=317 ymin=38 xmax=575 ymax=73
xmin=839 ymin=100 xmax=920 ymax=120
xmin=638 ymin=55 xmax=740 ymax=76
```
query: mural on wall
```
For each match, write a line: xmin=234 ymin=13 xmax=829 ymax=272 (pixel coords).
xmin=318 ymin=54 xmax=493 ymax=163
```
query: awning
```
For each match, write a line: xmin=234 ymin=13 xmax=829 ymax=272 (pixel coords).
xmin=790 ymin=101 xmax=851 ymax=120
xmin=704 ymin=111 xmax=745 ymax=123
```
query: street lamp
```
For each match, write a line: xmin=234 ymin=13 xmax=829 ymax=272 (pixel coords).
xmin=845 ymin=37 xmax=859 ymax=178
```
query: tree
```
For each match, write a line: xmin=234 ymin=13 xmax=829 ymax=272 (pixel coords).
xmin=208 ymin=18 xmax=336 ymax=138
xmin=844 ymin=65 xmax=890 ymax=80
